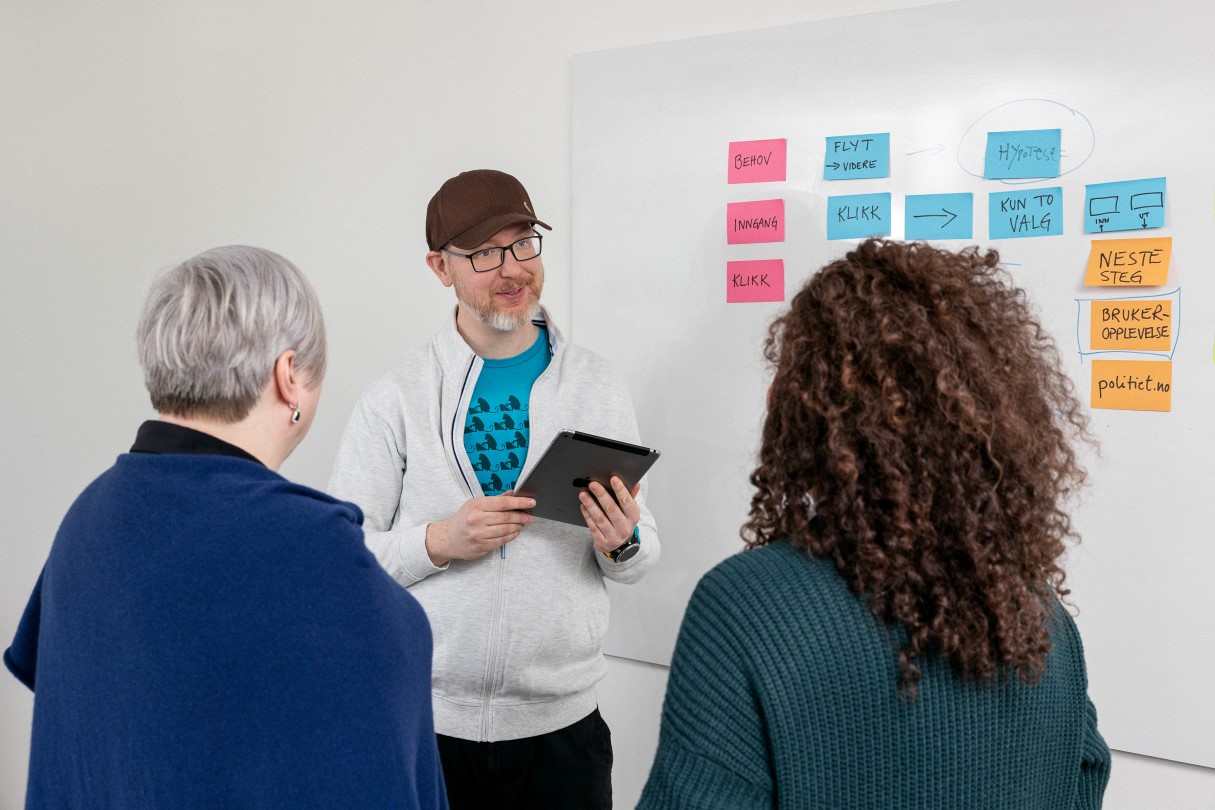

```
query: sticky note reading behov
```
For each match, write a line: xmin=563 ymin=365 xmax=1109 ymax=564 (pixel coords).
xmin=1091 ymin=359 xmax=1172 ymax=411
xmin=905 ymin=193 xmax=974 ymax=240
xmin=827 ymin=193 xmax=891 ymax=240
xmin=1089 ymin=300 xmax=1172 ymax=352
xmin=1084 ymin=177 xmax=1167 ymax=233
xmin=726 ymin=260 xmax=784 ymax=303
xmin=824 ymin=133 xmax=890 ymax=180
xmin=984 ymin=129 xmax=1061 ymax=179
xmin=988 ymin=187 xmax=1063 ymax=239
xmin=728 ymin=139 xmax=787 ymax=184
xmin=727 ymin=199 xmax=784 ymax=244
xmin=1084 ymin=237 xmax=1172 ymax=286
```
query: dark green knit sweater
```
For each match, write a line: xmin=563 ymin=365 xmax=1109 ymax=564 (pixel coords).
xmin=639 ymin=541 xmax=1110 ymax=809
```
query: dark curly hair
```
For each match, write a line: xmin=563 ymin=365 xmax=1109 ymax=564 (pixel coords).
xmin=743 ymin=238 xmax=1092 ymax=699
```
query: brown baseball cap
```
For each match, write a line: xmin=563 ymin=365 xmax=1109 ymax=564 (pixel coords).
xmin=426 ymin=169 xmax=552 ymax=251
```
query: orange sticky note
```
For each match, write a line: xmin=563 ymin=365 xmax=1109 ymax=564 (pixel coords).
xmin=1084 ymin=237 xmax=1172 ymax=286
xmin=1089 ymin=300 xmax=1172 ymax=351
xmin=1091 ymin=359 xmax=1172 ymax=411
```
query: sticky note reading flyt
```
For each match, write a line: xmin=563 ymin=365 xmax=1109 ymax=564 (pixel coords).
xmin=905 ymin=193 xmax=974 ymax=240
xmin=1090 ymin=359 xmax=1172 ymax=412
xmin=988 ymin=187 xmax=1063 ymax=239
xmin=726 ymin=260 xmax=784 ymax=303
xmin=727 ymin=199 xmax=784 ymax=244
xmin=983 ymin=129 xmax=1062 ymax=179
xmin=827 ymin=193 xmax=891 ymax=240
xmin=1084 ymin=177 xmax=1167 ymax=233
xmin=824 ymin=133 xmax=890 ymax=180
xmin=1084 ymin=237 xmax=1172 ymax=286
xmin=1089 ymin=300 xmax=1172 ymax=352
xmin=728 ymin=139 xmax=787 ymax=184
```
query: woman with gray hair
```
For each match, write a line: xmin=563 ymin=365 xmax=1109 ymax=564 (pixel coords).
xmin=5 ymin=246 xmax=448 ymax=809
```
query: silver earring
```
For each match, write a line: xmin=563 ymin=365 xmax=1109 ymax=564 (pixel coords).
xmin=291 ymin=403 xmax=301 ymax=424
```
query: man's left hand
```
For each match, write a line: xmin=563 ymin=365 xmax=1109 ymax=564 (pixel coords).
xmin=579 ymin=476 xmax=641 ymax=555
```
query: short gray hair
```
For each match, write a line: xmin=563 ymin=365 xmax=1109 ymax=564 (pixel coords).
xmin=137 ymin=245 xmax=326 ymax=422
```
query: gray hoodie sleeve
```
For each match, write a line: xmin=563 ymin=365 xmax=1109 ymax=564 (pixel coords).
xmin=328 ymin=393 xmax=447 ymax=586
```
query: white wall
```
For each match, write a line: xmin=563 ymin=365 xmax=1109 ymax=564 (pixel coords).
xmin=0 ymin=2 xmax=1210 ymax=807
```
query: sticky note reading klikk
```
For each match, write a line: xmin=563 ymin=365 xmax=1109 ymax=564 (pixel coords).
xmin=728 ymin=139 xmax=787 ymax=184
xmin=1089 ymin=300 xmax=1172 ymax=352
xmin=905 ymin=193 xmax=974 ymax=240
xmin=827 ymin=193 xmax=891 ymax=240
xmin=727 ymin=199 xmax=784 ymax=244
xmin=988 ymin=187 xmax=1063 ymax=239
xmin=824 ymin=133 xmax=890 ymax=180
xmin=1091 ymin=359 xmax=1172 ymax=411
xmin=726 ymin=260 xmax=784 ymax=303
xmin=1084 ymin=237 xmax=1172 ymax=286
xmin=1084 ymin=177 xmax=1167 ymax=233
xmin=984 ymin=129 xmax=1062 ymax=179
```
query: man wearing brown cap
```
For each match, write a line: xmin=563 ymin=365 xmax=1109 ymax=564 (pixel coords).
xmin=329 ymin=169 xmax=659 ymax=808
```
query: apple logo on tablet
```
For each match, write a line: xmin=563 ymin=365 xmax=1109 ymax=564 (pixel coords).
xmin=572 ymin=477 xmax=592 ymax=489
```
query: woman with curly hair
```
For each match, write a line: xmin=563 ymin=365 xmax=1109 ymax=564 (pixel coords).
xmin=640 ymin=239 xmax=1110 ymax=809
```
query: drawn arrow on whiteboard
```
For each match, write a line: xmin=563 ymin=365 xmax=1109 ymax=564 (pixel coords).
xmin=825 ymin=161 xmax=841 ymax=170
xmin=905 ymin=143 xmax=945 ymax=156
xmin=912 ymin=208 xmax=958 ymax=228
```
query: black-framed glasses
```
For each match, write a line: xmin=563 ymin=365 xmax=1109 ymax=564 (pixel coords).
xmin=442 ymin=234 xmax=543 ymax=273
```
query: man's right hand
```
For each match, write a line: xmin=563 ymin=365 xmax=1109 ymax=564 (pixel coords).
xmin=424 ymin=492 xmax=536 ymax=566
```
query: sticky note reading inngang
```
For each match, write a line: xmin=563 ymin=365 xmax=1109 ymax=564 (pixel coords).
xmin=824 ymin=133 xmax=890 ymax=180
xmin=728 ymin=139 xmax=787 ymax=184
xmin=1084 ymin=237 xmax=1172 ymax=286
xmin=1091 ymin=359 xmax=1172 ymax=411
xmin=727 ymin=199 xmax=784 ymax=244
xmin=726 ymin=260 xmax=784 ymax=303
xmin=1089 ymin=300 xmax=1172 ymax=352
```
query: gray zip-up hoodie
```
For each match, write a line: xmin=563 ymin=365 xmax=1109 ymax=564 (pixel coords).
xmin=328 ymin=307 xmax=659 ymax=742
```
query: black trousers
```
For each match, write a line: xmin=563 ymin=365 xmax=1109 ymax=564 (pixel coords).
xmin=436 ymin=708 xmax=613 ymax=810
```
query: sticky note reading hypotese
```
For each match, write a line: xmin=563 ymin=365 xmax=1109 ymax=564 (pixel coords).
xmin=827 ymin=193 xmax=892 ymax=240
xmin=984 ymin=129 xmax=1062 ymax=179
xmin=1084 ymin=177 xmax=1167 ymax=233
xmin=904 ymin=193 xmax=974 ymax=240
xmin=728 ymin=139 xmax=787 ymax=184
xmin=824 ymin=133 xmax=890 ymax=180
xmin=1090 ymin=359 xmax=1172 ymax=411
xmin=1089 ymin=299 xmax=1172 ymax=352
xmin=727 ymin=199 xmax=784 ymax=244
xmin=1084 ymin=237 xmax=1172 ymax=286
xmin=726 ymin=259 xmax=784 ymax=303
xmin=988 ymin=187 xmax=1063 ymax=239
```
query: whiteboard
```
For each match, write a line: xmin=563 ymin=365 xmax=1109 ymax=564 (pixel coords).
xmin=573 ymin=0 xmax=1215 ymax=768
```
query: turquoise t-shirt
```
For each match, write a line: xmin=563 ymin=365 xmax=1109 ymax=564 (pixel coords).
xmin=462 ymin=328 xmax=551 ymax=495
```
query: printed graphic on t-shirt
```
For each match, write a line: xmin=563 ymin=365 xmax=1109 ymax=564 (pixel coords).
xmin=463 ymin=329 xmax=549 ymax=495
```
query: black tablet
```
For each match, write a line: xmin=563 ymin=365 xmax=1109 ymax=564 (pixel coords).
xmin=514 ymin=430 xmax=660 ymax=526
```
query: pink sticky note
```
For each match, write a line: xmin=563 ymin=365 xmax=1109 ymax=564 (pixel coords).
xmin=727 ymin=199 xmax=784 ymax=244
xmin=727 ymin=260 xmax=785 ymax=303
xmin=728 ymin=138 xmax=787 ymax=184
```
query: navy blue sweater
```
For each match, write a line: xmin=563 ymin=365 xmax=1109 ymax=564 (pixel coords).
xmin=6 ymin=451 xmax=447 ymax=809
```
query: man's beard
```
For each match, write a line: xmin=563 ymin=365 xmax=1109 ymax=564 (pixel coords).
xmin=457 ymin=278 xmax=542 ymax=332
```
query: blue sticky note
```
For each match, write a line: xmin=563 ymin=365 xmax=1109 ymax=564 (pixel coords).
xmin=824 ymin=133 xmax=890 ymax=180
xmin=905 ymin=193 xmax=974 ymax=240
xmin=1084 ymin=177 xmax=1167 ymax=233
xmin=984 ymin=129 xmax=1062 ymax=179
xmin=827 ymin=193 xmax=892 ymax=240
xmin=988 ymin=187 xmax=1063 ymax=239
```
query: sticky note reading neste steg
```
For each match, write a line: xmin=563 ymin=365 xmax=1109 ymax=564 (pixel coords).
xmin=1084 ymin=237 xmax=1172 ymax=286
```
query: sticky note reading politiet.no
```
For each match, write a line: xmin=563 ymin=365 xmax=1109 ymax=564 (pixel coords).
xmin=727 ymin=199 xmax=784 ymax=244
xmin=1090 ymin=359 xmax=1172 ymax=412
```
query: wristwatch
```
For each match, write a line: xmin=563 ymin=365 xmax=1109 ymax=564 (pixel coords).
xmin=604 ymin=529 xmax=641 ymax=563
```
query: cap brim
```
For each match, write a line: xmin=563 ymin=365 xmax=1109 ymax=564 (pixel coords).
xmin=449 ymin=214 xmax=552 ymax=250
